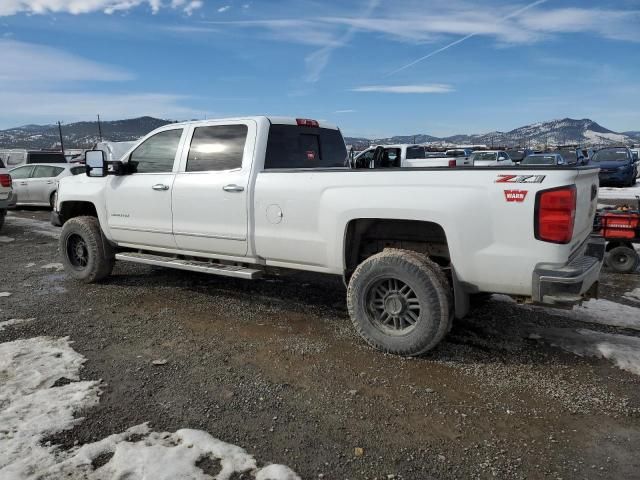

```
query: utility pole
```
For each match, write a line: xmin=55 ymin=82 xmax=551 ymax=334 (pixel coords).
xmin=97 ymin=114 xmax=103 ymax=142
xmin=58 ymin=121 xmax=65 ymax=156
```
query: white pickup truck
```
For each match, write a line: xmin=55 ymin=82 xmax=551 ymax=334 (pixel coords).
xmin=52 ymin=116 xmax=605 ymax=356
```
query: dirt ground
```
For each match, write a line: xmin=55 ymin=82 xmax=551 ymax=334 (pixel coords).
xmin=1 ymin=208 xmax=640 ymax=480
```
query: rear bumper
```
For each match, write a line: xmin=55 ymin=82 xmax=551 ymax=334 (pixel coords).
xmin=532 ymin=236 xmax=605 ymax=306
xmin=0 ymin=191 xmax=14 ymax=209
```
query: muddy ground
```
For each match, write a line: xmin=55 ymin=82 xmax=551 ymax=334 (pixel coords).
xmin=1 ymin=209 xmax=639 ymax=480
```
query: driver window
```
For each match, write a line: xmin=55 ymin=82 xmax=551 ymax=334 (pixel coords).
xmin=129 ymin=129 xmax=183 ymax=174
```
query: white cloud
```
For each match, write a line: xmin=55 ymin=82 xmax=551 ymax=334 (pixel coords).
xmin=0 ymin=0 xmax=201 ymax=16
xmin=0 ymin=40 xmax=196 ymax=127
xmin=352 ymin=84 xmax=454 ymax=94
xmin=334 ymin=109 xmax=356 ymax=113
xmin=218 ymin=5 xmax=231 ymax=13
xmin=0 ymin=39 xmax=132 ymax=86
xmin=0 ymin=91 xmax=198 ymax=127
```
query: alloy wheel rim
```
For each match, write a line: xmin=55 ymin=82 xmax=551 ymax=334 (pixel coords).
xmin=367 ymin=277 xmax=420 ymax=334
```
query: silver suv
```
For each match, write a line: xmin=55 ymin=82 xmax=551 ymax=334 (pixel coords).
xmin=10 ymin=163 xmax=86 ymax=208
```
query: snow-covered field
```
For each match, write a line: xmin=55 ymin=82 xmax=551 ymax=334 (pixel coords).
xmin=0 ymin=331 xmax=299 ymax=480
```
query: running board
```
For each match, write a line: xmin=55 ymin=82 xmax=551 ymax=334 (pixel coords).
xmin=115 ymin=252 xmax=263 ymax=279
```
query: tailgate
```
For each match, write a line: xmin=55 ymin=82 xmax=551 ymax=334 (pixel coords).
xmin=571 ymin=169 xmax=599 ymax=248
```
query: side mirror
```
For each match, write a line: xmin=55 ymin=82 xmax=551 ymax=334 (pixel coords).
xmin=85 ymin=150 xmax=106 ymax=177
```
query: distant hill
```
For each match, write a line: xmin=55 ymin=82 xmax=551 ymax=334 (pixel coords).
xmin=0 ymin=116 xmax=174 ymax=149
xmin=345 ymin=118 xmax=637 ymax=149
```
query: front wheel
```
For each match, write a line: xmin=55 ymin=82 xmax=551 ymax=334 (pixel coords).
xmin=606 ymin=246 xmax=639 ymax=274
xmin=347 ymin=249 xmax=452 ymax=356
xmin=59 ymin=216 xmax=114 ymax=283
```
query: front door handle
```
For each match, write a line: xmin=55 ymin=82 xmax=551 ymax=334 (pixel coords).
xmin=223 ymin=184 xmax=244 ymax=192
xmin=152 ymin=184 xmax=170 ymax=191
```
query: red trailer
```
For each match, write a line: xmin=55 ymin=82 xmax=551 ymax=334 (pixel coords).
xmin=594 ymin=198 xmax=640 ymax=273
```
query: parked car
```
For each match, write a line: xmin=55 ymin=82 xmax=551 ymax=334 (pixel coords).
xmin=52 ymin=116 xmax=604 ymax=357
xmin=521 ymin=153 xmax=566 ymax=166
xmin=353 ymin=145 xmax=471 ymax=168
xmin=591 ymin=147 xmax=638 ymax=186
xmin=552 ymin=148 xmax=586 ymax=166
xmin=0 ymin=158 xmax=13 ymax=230
xmin=9 ymin=163 xmax=86 ymax=208
xmin=506 ymin=149 xmax=526 ymax=163
xmin=470 ymin=150 xmax=514 ymax=166
xmin=445 ymin=149 xmax=473 ymax=165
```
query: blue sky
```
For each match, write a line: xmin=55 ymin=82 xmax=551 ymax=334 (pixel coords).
xmin=0 ymin=0 xmax=638 ymax=137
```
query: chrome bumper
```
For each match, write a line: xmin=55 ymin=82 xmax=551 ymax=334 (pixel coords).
xmin=532 ymin=236 xmax=606 ymax=306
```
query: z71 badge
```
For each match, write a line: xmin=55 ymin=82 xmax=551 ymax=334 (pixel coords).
xmin=495 ymin=174 xmax=546 ymax=183
xmin=504 ymin=190 xmax=528 ymax=202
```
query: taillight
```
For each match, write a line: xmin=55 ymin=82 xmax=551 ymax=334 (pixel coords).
xmin=448 ymin=159 xmax=456 ymax=167
xmin=0 ymin=174 xmax=11 ymax=188
xmin=296 ymin=118 xmax=319 ymax=127
xmin=535 ymin=185 xmax=576 ymax=244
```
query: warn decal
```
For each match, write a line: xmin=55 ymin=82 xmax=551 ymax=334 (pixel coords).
xmin=495 ymin=174 xmax=546 ymax=184
xmin=504 ymin=190 xmax=528 ymax=202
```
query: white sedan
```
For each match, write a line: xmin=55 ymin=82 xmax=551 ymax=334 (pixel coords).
xmin=470 ymin=150 xmax=514 ymax=167
xmin=10 ymin=163 xmax=86 ymax=208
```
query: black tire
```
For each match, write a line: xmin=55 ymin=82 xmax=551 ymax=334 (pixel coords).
xmin=0 ymin=209 xmax=5 ymax=231
xmin=49 ymin=191 xmax=56 ymax=209
xmin=347 ymin=248 xmax=452 ymax=356
xmin=606 ymin=246 xmax=640 ymax=274
xmin=59 ymin=216 xmax=114 ymax=283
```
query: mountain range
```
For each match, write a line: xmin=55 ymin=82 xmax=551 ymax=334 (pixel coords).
xmin=0 ymin=116 xmax=637 ymax=150
xmin=345 ymin=118 xmax=638 ymax=149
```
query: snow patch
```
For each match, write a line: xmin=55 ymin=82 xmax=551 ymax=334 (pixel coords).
xmin=531 ymin=327 xmax=640 ymax=376
xmin=0 ymin=236 xmax=15 ymax=243
xmin=0 ymin=291 xmax=12 ymax=297
xmin=623 ymin=288 xmax=640 ymax=303
xmin=0 ymin=318 xmax=35 ymax=332
xmin=493 ymin=296 xmax=640 ymax=331
xmin=0 ymin=336 xmax=300 ymax=480
xmin=41 ymin=263 xmax=64 ymax=272
xmin=598 ymin=182 xmax=640 ymax=200
xmin=5 ymin=215 xmax=59 ymax=239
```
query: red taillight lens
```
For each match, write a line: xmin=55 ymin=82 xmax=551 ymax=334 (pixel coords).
xmin=535 ymin=186 xmax=576 ymax=244
xmin=0 ymin=174 xmax=11 ymax=188
xmin=448 ymin=159 xmax=456 ymax=167
xmin=296 ymin=118 xmax=319 ymax=127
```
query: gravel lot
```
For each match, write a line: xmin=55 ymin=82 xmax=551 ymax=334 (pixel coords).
xmin=1 ymin=208 xmax=640 ymax=480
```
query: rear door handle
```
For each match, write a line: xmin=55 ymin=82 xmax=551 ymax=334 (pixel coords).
xmin=223 ymin=184 xmax=244 ymax=192
xmin=152 ymin=184 xmax=170 ymax=191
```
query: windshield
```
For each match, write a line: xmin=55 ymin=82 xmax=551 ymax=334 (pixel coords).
xmin=591 ymin=149 xmax=630 ymax=163
xmin=522 ymin=155 xmax=556 ymax=165
xmin=472 ymin=152 xmax=497 ymax=161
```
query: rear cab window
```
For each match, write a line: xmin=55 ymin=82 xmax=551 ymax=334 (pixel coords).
xmin=265 ymin=124 xmax=347 ymax=169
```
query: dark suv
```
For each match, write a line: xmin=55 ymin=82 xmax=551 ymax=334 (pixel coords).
xmin=591 ymin=147 xmax=638 ymax=186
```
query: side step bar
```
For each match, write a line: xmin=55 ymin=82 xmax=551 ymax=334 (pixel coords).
xmin=115 ymin=252 xmax=263 ymax=279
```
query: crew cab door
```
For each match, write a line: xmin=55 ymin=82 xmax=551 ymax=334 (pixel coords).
xmin=171 ymin=120 xmax=256 ymax=256
xmin=105 ymin=127 xmax=186 ymax=249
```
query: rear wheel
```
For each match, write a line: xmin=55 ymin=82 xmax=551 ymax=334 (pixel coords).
xmin=606 ymin=245 xmax=639 ymax=274
xmin=347 ymin=249 xmax=452 ymax=356
xmin=59 ymin=216 xmax=114 ymax=283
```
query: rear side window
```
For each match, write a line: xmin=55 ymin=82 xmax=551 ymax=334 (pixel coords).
xmin=10 ymin=165 xmax=34 ymax=179
xmin=32 ymin=166 xmax=64 ymax=178
xmin=265 ymin=125 xmax=347 ymax=169
xmin=187 ymin=124 xmax=248 ymax=172
xmin=406 ymin=146 xmax=425 ymax=159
